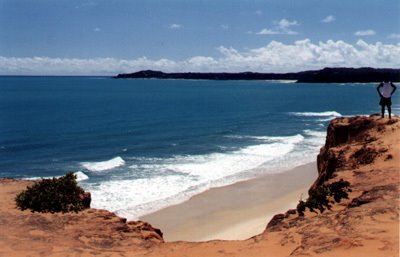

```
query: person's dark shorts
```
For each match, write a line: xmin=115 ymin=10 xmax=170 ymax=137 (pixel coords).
xmin=379 ymin=97 xmax=392 ymax=106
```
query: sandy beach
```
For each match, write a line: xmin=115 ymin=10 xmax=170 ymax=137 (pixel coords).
xmin=0 ymin=116 xmax=398 ymax=257
xmin=142 ymin=162 xmax=317 ymax=241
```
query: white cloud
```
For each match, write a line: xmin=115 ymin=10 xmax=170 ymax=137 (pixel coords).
xmin=321 ymin=15 xmax=335 ymax=23
xmin=388 ymin=33 xmax=400 ymax=39
xmin=257 ymin=19 xmax=299 ymax=35
xmin=221 ymin=24 xmax=229 ymax=30
xmin=186 ymin=56 xmax=218 ymax=67
xmin=93 ymin=27 xmax=101 ymax=32
xmin=255 ymin=10 xmax=263 ymax=16
xmin=169 ymin=24 xmax=182 ymax=29
xmin=355 ymin=30 xmax=376 ymax=36
xmin=257 ymin=29 xmax=279 ymax=35
xmin=277 ymin=19 xmax=299 ymax=29
xmin=1 ymin=40 xmax=399 ymax=75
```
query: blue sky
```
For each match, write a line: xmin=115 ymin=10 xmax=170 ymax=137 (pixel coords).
xmin=0 ymin=0 xmax=399 ymax=75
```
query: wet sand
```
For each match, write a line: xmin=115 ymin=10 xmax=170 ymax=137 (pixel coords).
xmin=142 ymin=162 xmax=317 ymax=241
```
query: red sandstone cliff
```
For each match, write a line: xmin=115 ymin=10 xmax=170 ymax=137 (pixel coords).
xmin=313 ymin=116 xmax=387 ymax=190
xmin=0 ymin=179 xmax=164 ymax=256
xmin=264 ymin=115 xmax=399 ymax=256
xmin=0 ymin=116 xmax=398 ymax=257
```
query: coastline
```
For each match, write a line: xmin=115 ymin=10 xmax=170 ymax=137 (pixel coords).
xmin=0 ymin=116 xmax=398 ymax=257
xmin=141 ymin=162 xmax=317 ymax=242
xmin=113 ymin=67 xmax=400 ymax=83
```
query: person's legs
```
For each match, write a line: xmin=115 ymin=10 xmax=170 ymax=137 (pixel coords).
xmin=388 ymin=105 xmax=392 ymax=119
xmin=381 ymin=105 xmax=385 ymax=118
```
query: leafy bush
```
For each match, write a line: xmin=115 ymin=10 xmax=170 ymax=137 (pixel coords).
xmin=297 ymin=179 xmax=351 ymax=216
xmin=15 ymin=172 xmax=91 ymax=213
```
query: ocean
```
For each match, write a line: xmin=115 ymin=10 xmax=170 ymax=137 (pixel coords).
xmin=1 ymin=76 xmax=398 ymax=219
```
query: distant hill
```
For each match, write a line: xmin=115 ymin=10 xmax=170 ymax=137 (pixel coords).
xmin=295 ymin=67 xmax=400 ymax=83
xmin=114 ymin=67 xmax=400 ymax=83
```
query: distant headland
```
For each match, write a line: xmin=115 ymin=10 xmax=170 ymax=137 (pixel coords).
xmin=114 ymin=67 xmax=400 ymax=83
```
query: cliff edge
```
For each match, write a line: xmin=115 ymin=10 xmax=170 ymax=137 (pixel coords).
xmin=264 ymin=115 xmax=399 ymax=256
xmin=0 ymin=179 xmax=164 ymax=256
xmin=0 ymin=116 xmax=398 ymax=257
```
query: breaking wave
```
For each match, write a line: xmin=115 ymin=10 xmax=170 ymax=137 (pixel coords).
xmin=289 ymin=111 xmax=342 ymax=117
xmin=81 ymin=156 xmax=125 ymax=172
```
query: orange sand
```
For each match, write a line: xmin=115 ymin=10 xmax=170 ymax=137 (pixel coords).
xmin=0 ymin=116 xmax=398 ymax=257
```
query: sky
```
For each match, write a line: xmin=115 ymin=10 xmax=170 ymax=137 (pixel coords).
xmin=0 ymin=0 xmax=399 ymax=75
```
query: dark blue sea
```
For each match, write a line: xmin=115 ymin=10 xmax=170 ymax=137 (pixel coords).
xmin=1 ymin=76 xmax=398 ymax=218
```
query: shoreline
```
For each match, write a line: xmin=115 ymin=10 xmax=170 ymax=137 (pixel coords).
xmin=141 ymin=162 xmax=317 ymax=242
xmin=0 ymin=116 xmax=398 ymax=257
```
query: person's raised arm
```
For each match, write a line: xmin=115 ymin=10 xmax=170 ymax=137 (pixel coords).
xmin=390 ymin=82 xmax=397 ymax=95
xmin=377 ymin=82 xmax=383 ymax=97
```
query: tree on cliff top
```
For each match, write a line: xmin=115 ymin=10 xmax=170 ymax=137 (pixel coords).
xmin=15 ymin=172 xmax=91 ymax=213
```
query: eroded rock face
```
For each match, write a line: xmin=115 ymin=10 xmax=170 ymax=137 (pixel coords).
xmin=1 ymin=116 xmax=399 ymax=257
xmin=127 ymin=220 xmax=164 ymax=241
xmin=311 ymin=116 xmax=383 ymax=193
xmin=264 ymin=116 xmax=399 ymax=256
xmin=323 ymin=117 xmax=374 ymax=148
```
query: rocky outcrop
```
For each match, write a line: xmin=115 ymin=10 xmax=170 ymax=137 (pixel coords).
xmin=265 ymin=115 xmax=399 ymax=256
xmin=0 ymin=116 xmax=398 ymax=257
xmin=128 ymin=220 xmax=164 ymax=241
xmin=310 ymin=116 xmax=392 ymax=193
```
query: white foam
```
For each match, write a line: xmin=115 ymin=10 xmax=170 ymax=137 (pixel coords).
xmin=25 ymin=176 xmax=53 ymax=180
xmin=84 ymin=134 xmax=310 ymax=219
xmin=265 ymin=80 xmax=297 ymax=84
xmin=81 ymin=156 xmax=125 ymax=172
xmin=290 ymin=111 xmax=342 ymax=117
xmin=75 ymin=171 xmax=89 ymax=181
xmin=25 ymin=171 xmax=89 ymax=182
xmin=147 ymin=134 xmax=303 ymax=180
xmin=226 ymin=134 xmax=304 ymax=143
xmin=316 ymin=117 xmax=337 ymax=122
xmin=303 ymin=129 xmax=326 ymax=138
xmin=85 ymin=175 xmax=194 ymax=219
xmin=254 ymin=134 xmax=304 ymax=143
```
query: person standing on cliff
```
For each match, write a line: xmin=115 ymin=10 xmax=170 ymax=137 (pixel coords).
xmin=377 ymin=80 xmax=396 ymax=119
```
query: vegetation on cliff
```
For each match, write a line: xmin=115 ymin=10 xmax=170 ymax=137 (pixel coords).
xmin=296 ymin=179 xmax=351 ymax=216
xmin=15 ymin=172 xmax=91 ymax=213
xmin=0 ymin=116 xmax=398 ymax=256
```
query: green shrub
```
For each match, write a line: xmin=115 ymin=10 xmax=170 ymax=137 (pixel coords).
xmin=15 ymin=172 xmax=91 ymax=213
xmin=297 ymin=179 xmax=351 ymax=216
